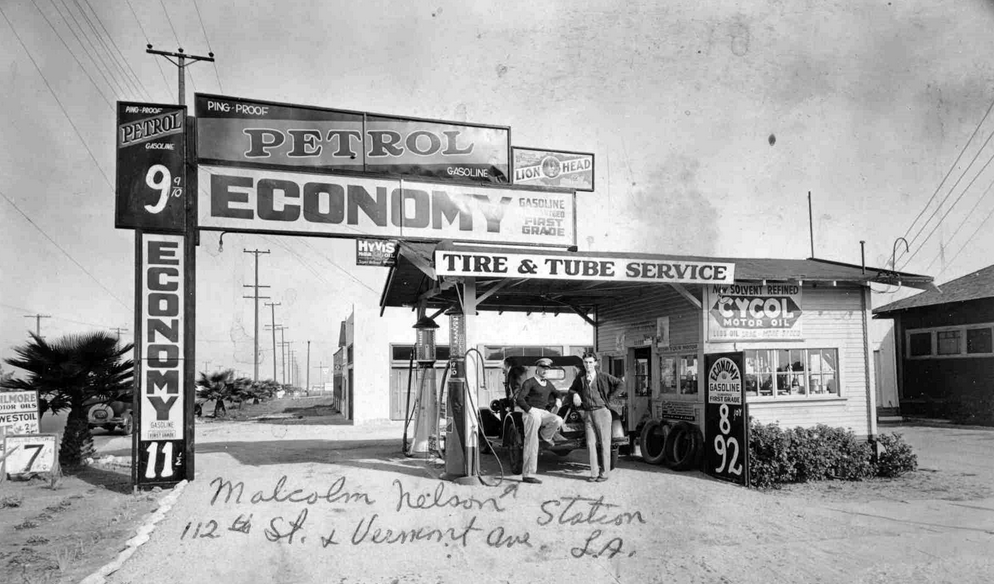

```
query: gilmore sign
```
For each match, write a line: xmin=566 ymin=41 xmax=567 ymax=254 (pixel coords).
xmin=198 ymin=166 xmax=576 ymax=246
xmin=434 ymin=250 xmax=736 ymax=284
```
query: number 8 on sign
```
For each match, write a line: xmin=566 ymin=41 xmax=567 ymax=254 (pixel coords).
xmin=144 ymin=441 xmax=175 ymax=479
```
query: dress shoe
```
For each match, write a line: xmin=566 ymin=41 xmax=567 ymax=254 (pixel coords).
xmin=522 ymin=476 xmax=542 ymax=484
xmin=595 ymin=475 xmax=608 ymax=482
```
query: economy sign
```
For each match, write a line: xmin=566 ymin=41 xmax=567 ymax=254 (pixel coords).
xmin=705 ymin=283 xmax=803 ymax=341
xmin=704 ymin=352 xmax=749 ymax=486
xmin=195 ymin=94 xmax=510 ymax=183
xmin=115 ymin=102 xmax=187 ymax=232
xmin=435 ymin=249 xmax=735 ymax=284
xmin=198 ymin=166 xmax=575 ymax=246
xmin=137 ymin=233 xmax=187 ymax=485
xmin=512 ymin=147 xmax=594 ymax=191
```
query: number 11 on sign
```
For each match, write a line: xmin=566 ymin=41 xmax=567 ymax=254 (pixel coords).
xmin=145 ymin=441 xmax=175 ymax=479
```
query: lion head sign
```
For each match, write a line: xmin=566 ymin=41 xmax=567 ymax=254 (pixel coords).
xmin=704 ymin=352 xmax=749 ymax=486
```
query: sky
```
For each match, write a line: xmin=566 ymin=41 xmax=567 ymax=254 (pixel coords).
xmin=3 ymin=0 xmax=994 ymax=380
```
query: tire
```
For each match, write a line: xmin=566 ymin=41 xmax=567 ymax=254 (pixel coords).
xmin=639 ymin=420 xmax=671 ymax=465
xmin=503 ymin=421 xmax=523 ymax=475
xmin=665 ymin=422 xmax=703 ymax=471
xmin=119 ymin=413 xmax=134 ymax=436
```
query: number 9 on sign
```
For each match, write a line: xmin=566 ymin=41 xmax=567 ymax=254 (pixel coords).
xmin=144 ymin=164 xmax=172 ymax=214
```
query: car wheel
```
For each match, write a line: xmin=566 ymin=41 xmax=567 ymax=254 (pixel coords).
xmin=503 ymin=423 xmax=523 ymax=475
xmin=119 ymin=413 xmax=134 ymax=436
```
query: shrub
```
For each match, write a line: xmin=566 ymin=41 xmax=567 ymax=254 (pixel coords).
xmin=748 ymin=420 xmax=902 ymax=488
xmin=874 ymin=432 xmax=918 ymax=477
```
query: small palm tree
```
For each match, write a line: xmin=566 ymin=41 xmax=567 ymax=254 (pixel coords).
xmin=2 ymin=332 xmax=133 ymax=469
xmin=196 ymin=369 xmax=251 ymax=417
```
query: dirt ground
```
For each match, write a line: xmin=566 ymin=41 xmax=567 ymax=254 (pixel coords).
xmin=3 ymin=398 xmax=993 ymax=584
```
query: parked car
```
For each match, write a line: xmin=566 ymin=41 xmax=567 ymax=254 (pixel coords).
xmin=479 ymin=355 xmax=628 ymax=475
xmin=87 ymin=393 xmax=134 ymax=435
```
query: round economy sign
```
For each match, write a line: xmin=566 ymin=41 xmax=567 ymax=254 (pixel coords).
xmin=707 ymin=357 xmax=742 ymax=405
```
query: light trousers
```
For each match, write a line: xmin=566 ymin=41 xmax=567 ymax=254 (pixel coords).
xmin=581 ymin=407 xmax=613 ymax=479
xmin=521 ymin=407 xmax=563 ymax=477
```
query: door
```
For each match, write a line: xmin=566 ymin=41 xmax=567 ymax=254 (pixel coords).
xmin=347 ymin=368 xmax=354 ymax=421
xmin=630 ymin=347 xmax=652 ymax=427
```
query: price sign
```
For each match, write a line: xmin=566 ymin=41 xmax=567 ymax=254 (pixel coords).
xmin=137 ymin=439 xmax=185 ymax=483
xmin=2 ymin=433 xmax=57 ymax=475
xmin=704 ymin=352 xmax=749 ymax=486
xmin=115 ymin=101 xmax=187 ymax=232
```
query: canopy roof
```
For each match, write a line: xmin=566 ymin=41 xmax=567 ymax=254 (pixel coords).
xmin=380 ymin=241 xmax=934 ymax=317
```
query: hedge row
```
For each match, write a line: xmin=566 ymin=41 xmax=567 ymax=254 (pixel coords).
xmin=748 ymin=421 xmax=918 ymax=489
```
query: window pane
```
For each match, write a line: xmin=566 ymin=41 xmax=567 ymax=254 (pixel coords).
xmin=659 ymin=357 xmax=676 ymax=394
xmin=392 ymin=345 xmax=414 ymax=361
xmin=483 ymin=346 xmax=504 ymax=360
xmin=967 ymin=328 xmax=992 ymax=354
xmin=679 ymin=355 xmax=698 ymax=394
xmin=909 ymin=332 xmax=931 ymax=357
xmin=937 ymin=331 xmax=961 ymax=355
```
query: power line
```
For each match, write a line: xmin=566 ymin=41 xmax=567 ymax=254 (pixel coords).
xmin=125 ymin=0 xmax=171 ymax=99
xmin=191 ymin=0 xmax=223 ymax=92
xmin=0 ymin=3 xmax=115 ymax=188
xmin=80 ymin=0 xmax=154 ymax=100
xmin=0 ymin=189 xmax=130 ymax=311
xmin=27 ymin=0 xmax=113 ymax=109
xmin=157 ymin=0 xmax=198 ymax=93
xmin=49 ymin=0 xmax=127 ymax=99
xmin=56 ymin=0 xmax=130 ymax=97
xmin=898 ymin=119 xmax=994 ymax=267
xmin=899 ymin=147 xmax=994 ymax=271
xmin=937 ymin=202 xmax=994 ymax=281
xmin=896 ymin=93 xmax=994 ymax=265
xmin=922 ymin=173 xmax=994 ymax=273
xmin=1 ymin=303 xmax=115 ymax=330
xmin=71 ymin=0 xmax=143 ymax=99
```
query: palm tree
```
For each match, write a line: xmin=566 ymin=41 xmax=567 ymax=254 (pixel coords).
xmin=196 ymin=369 xmax=251 ymax=417
xmin=2 ymin=331 xmax=133 ymax=469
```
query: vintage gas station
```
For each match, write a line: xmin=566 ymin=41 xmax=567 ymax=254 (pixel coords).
xmin=116 ymin=92 xmax=932 ymax=490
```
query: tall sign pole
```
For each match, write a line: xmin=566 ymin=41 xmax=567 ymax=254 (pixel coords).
xmin=138 ymin=45 xmax=214 ymax=487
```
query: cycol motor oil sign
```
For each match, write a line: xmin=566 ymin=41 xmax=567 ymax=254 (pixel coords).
xmin=705 ymin=283 xmax=802 ymax=341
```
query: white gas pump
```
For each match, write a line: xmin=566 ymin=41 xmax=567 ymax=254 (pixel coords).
xmin=406 ymin=315 xmax=439 ymax=456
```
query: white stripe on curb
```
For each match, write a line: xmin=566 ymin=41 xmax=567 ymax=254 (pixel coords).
xmin=80 ymin=480 xmax=188 ymax=584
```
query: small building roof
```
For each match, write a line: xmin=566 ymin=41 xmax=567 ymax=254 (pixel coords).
xmin=381 ymin=241 xmax=934 ymax=314
xmin=873 ymin=264 xmax=994 ymax=317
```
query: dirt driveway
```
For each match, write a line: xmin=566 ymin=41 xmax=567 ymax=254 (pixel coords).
xmin=68 ymin=408 xmax=990 ymax=584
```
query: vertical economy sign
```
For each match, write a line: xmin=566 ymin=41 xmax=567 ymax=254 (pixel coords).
xmin=704 ymin=352 xmax=749 ymax=486
xmin=195 ymin=93 xmax=511 ymax=183
xmin=137 ymin=233 xmax=187 ymax=486
xmin=115 ymin=102 xmax=187 ymax=232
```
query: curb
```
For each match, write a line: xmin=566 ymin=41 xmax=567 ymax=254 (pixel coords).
xmin=79 ymin=480 xmax=188 ymax=584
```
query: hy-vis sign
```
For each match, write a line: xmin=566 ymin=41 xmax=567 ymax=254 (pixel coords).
xmin=356 ymin=238 xmax=398 ymax=267
xmin=195 ymin=94 xmax=510 ymax=183
xmin=198 ymin=166 xmax=576 ymax=246
xmin=705 ymin=283 xmax=803 ymax=340
xmin=434 ymin=250 xmax=736 ymax=284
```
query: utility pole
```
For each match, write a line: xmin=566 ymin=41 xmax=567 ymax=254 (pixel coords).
xmin=110 ymin=326 xmax=129 ymax=340
xmin=279 ymin=338 xmax=291 ymax=386
xmin=242 ymin=249 xmax=271 ymax=382
xmin=264 ymin=302 xmax=281 ymax=382
xmin=306 ymin=340 xmax=311 ymax=392
xmin=24 ymin=314 xmax=51 ymax=338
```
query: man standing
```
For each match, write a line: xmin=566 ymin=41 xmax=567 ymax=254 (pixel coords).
xmin=570 ymin=351 xmax=622 ymax=482
xmin=515 ymin=357 xmax=568 ymax=484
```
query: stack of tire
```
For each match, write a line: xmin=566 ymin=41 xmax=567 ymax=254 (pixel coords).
xmin=638 ymin=419 xmax=703 ymax=471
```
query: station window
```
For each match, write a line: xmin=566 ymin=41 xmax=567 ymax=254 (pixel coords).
xmin=745 ymin=348 xmax=838 ymax=399
xmin=678 ymin=354 xmax=698 ymax=395
xmin=659 ymin=356 xmax=677 ymax=394
xmin=482 ymin=345 xmax=563 ymax=361
xmin=907 ymin=323 xmax=994 ymax=358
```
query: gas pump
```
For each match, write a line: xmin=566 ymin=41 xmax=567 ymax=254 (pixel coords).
xmin=441 ymin=307 xmax=478 ymax=484
xmin=406 ymin=315 xmax=439 ymax=456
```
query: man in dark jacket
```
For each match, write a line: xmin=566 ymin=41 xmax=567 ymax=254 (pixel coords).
xmin=514 ymin=357 xmax=568 ymax=484
xmin=568 ymin=351 xmax=622 ymax=482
